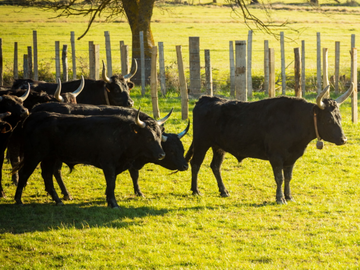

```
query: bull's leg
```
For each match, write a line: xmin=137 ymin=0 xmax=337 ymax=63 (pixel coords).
xmin=210 ymin=147 xmax=229 ymax=197
xmin=14 ymin=160 xmax=40 ymax=205
xmin=41 ymin=159 xmax=63 ymax=205
xmin=189 ymin=145 xmax=209 ymax=196
xmin=128 ymin=168 xmax=144 ymax=197
xmin=53 ymin=161 xmax=72 ymax=201
xmin=8 ymin=145 xmax=20 ymax=186
xmin=270 ymin=160 xmax=286 ymax=204
xmin=0 ymin=150 xmax=5 ymax=198
xmin=103 ymin=167 xmax=119 ymax=208
xmin=283 ymin=165 xmax=295 ymax=202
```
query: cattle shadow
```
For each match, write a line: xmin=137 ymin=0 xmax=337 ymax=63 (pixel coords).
xmin=0 ymin=201 xmax=169 ymax=234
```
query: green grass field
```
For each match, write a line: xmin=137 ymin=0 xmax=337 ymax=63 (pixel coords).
xmin=1 ymin=2 xmax=360 ymax=269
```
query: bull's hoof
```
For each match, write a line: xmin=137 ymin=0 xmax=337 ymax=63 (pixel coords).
xmin=15 ymin=200 xmax=23 ymax=205
xmin=56 ymin=201 xmax=64 ymax=206
xmin=63 ymin=195 xmax=73 ymax=201
xmin=276 ymin=198 xmax=287 ymax=205
xmin=135 ymin=191 xmax=145 ymax=197
xmin=286 ymin=197 xmax=296 ymax=202
xmin=192 ymin=190 xmax=202 ymax=196
xmin=108 ymin=204 xmax=120 ymax=209
xmin=220 ymin=191 xmax=230 ymax=197
xmin=107 ymin=201 xmax=120 ymax=209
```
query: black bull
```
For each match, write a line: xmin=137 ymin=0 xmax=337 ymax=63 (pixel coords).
xmin=27 ymin=102 xmax=187 ymax=199
xmin=11 ymin=61 xmax=136 ymax=107
xmin=0 ymin=88 xmax=30 ymax=198
xmin=185 ymin=85 xmax=353 ymax=204
xmin=14 ymin=109 xmax=166 ymax=208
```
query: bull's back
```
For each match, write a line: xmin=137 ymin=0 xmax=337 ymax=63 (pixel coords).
xmin=23 ymin=112 xmax=131 ymax=164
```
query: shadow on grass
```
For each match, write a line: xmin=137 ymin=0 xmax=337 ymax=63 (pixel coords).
xmin=0 ymin=201 xmax=169 ymax=234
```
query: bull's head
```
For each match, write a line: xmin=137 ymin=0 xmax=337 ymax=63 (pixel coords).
xmin=314 ymin=83 xmax=353 ymax=146
xmin=101 ymin=60 xmax=136 ymax=107
xmin=155 ymin=121 xmax=190 ymax=171
xmin=54 ymin=76 xmax=85 ymax=103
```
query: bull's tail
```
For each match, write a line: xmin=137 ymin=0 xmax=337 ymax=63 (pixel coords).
xmin=185 ymin=141 xmax=194 ymax=163
xmin=11 ymin=160 xmax=24 ymax=175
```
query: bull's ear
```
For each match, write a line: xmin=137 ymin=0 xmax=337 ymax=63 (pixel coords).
xmin=1 ymin=123 xmax=12 ymax=133
xmin=130 ymin=123 xmax=139 ymax=134
xmin=127 ymin=81 xmax=135 ymax=91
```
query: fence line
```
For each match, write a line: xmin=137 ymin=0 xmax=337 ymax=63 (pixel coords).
xmin=0 ymin=30 xmax=358 ymax=99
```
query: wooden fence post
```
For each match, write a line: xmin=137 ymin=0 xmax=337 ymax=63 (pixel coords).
xmin=351 ymin=34 xmax=355 ymax=95
xmin=55 ymin=41 xmax=61 ymax=80
xmin=264 ymin=40 xmax=269 ymax=94
xmin=23 ymin=54 xmax=28 ymax=79
xmin=247 ymin=30 xmax=253 ymax=98
xmin=235 ymin=40 xmax=247 ymax=101
xmin=89 ymin=41 xmax=94 ymax=80
xmin=0 ymin=38 xmax=2 ymax=86
xmin=205 ymin=49 xmax=213 ymax=96
xmin=120 ymin=42 xmax=129 ymax=76
xmin=229 ymin=41 xmax=235 ymax=97
xmin=62 ymin=44 xmax=68 ymax=82
xmin=104 ymin=31 xmax=112 ymax=77
xmin=351 ymin=47 xmax=358 ymax=124
xmin=27 ymin=46 xmax=32 ymax=80
xmin=94 ymin=44 xmax=100 ymax=80
xmin=189 ymin=37 xmax=201 ymax=96
xmin=294 ymin=48 xmax=301 ymax=97
xmin=301 ymin=40 xmax=306 ymax=96
xmin=335 ymin=41 xmax=340 ymax=94
xmin=33 ymin=30 xmax=38 ymax=81
xmin=176 ymin=45 xmax=188 ymax=120
xmin=71 ymin=31 xmax=77 ymax=80
xmin=280 ymin=32 xmax=286 ymax=95
xmin=158 ymin=42 xmax=166 ymax=96
xmin=13 ymin=42 xmax=18 ymax=79
xmin=140 ymin=31 xmax=146 ymax=96
xmin=317 ymin=32 xmax=322 ymax=93
xmin=268 ymin=48 xmax=275 ymax=97
xmin=151 ymin=46 xmax=160 ymax=118
xmin=323 ymin=48 xmax=329 ymax=97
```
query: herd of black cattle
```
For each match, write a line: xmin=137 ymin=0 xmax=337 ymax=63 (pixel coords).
xmin=0 ymin=60 xmax=354 ymax=208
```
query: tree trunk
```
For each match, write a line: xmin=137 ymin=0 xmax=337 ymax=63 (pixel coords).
xmin=123 ymin=0 xmax=156 ymax=85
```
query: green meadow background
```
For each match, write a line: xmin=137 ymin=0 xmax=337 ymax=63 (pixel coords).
xmin=1 ymin=1 xmax=360 ymax=269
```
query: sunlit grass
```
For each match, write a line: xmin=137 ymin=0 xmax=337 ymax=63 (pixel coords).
xmin=1 ymin=87 xmax=360 ymax=268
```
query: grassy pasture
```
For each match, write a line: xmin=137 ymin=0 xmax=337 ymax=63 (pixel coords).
xmin=1 ymin=2 xmax=360 ymax=269
xmin=1 ymin=88 xmax=360 ymax=269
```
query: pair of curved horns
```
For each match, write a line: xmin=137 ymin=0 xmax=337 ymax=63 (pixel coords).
xmin=102 ymin=59 xmax=138 ymax=83
xmin=0 ymin=83 xmax=30 ymax=103
xmin=135 ymin=107 xmax=173 ymax=142
xmin=316 ymin=83 xmax=354 ymax=110
xmin=54 ymin=76 xmax=85 ymax=102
